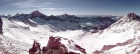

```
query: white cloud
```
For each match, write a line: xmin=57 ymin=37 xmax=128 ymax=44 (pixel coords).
xmin=1 ymin=0 xmax=13 ymax=2
xmin=40 ymin=8 xmax=56 ymax=10
xmin=11 ymin=0 xmax=53 ymax=8
xmin=41 ymin=2 xmax=53 ymax=5
xmin=40 ymin=8 xmax=66 ymax=11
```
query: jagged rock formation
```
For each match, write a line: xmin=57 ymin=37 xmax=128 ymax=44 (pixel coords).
xmin=127 ymin=12 xmax=137 ymax=18
xmin=29 ymin=40 xmax=42 ymax=54
xmin=29 ymin=36 xmax=87 ymax=54
xmin=42 ymin=36 xmax=86 ymax=54
xmin=127 ymin=12 xmax=140 ymax=21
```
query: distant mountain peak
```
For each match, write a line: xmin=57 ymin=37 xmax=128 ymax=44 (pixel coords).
xmin=125 ymin=12 xmax=140 ymax=21
xmin=30 ymin=10 xmax=45 ymax=17
xmin=127 ymin=12 xmax=137 ymax=18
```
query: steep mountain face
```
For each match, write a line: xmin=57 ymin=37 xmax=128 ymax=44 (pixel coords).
xmin=76 ymin=12 xmax=140 ymax=54
xmin=0 ymin=35 xmax=31 ymax=54
xmin=98 ymin=12 xmax=140 ymax=54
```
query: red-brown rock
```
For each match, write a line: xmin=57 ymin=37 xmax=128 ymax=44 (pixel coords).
xmin=42 ymin=36 xmax=86 ymax=54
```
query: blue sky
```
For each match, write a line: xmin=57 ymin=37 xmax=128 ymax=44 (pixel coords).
xmin=0 ymin=0 xmax=140 ymax=15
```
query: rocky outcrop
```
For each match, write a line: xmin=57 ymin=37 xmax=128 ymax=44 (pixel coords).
xmin=127 ymin=12 xmax=140 ymax=20
xmin=29 ymin=40 xmax=42 ymax=54
xmin=93 ymin=39 xmax=134 ymax=54
xmin=127 ymin=12 xmax=137 ymax=18
xmin=42 ymin=36 xmax=86 ymax=54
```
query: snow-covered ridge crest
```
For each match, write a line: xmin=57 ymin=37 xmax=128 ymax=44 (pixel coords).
xmin=106 ymin=12 xmax=140 ymax=32
xmin=88 ymin=12 xmax=140 ymax=54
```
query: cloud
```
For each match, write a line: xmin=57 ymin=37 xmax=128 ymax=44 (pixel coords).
xmin=1 ymin=0 xmax=13 ymax=2
xmin=40 ymin=8 xmax=57 ymax=10
xmin=40 ymin=8 xmax=66 ymax=11
xmin=11 ymin=0 xmax=53 ymax=8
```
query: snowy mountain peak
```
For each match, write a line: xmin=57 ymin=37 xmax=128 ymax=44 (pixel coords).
xmin=126 ymin=12 xmax=140 ymax=21
xmin=88 ymin=13 xmax=140 ymax=54
xmin=106 ymin=13 xmax=139 ymax=32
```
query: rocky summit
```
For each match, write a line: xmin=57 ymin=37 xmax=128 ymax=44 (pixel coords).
xmin=30 ymin=10 xmax=46 ymax=18
xmin=127 ymin=12 xmax=140 ymax=20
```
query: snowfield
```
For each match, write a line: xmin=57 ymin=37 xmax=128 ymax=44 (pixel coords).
xmin=1 ymin=12 xmax=134 ymax=54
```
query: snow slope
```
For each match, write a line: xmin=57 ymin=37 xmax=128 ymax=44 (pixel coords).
xmin=0 ymin=35 xmax=31 ymax=54
xmin=75 ymin=13 xmax=140 ymax=54
xmin=0 ymin=11 xmax=121 ymax=54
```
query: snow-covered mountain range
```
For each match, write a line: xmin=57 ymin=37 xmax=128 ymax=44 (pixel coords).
xmin=0 ymin=10 xmax=129 ymax=54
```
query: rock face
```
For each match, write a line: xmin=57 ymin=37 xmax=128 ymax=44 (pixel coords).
xmin=29 ymin=40 xmax=42 ymax=54
xmin=127 ymin=12 xmax=137 ymax=18
xmin=93 ymin=39 xmax=134 ymax=54
xmin=127 ymin=12 xmax=140 ymax=20
xmin=0 ymin=17 xmax=3 ymax=35
xmin=42 ymin=36 xmax=86 ymax=54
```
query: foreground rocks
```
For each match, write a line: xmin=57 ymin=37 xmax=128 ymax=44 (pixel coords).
xmin=42 ymin=36 xmax=86 ymax=54
xmin=29 ymin=36 xmax=86 ymax=54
